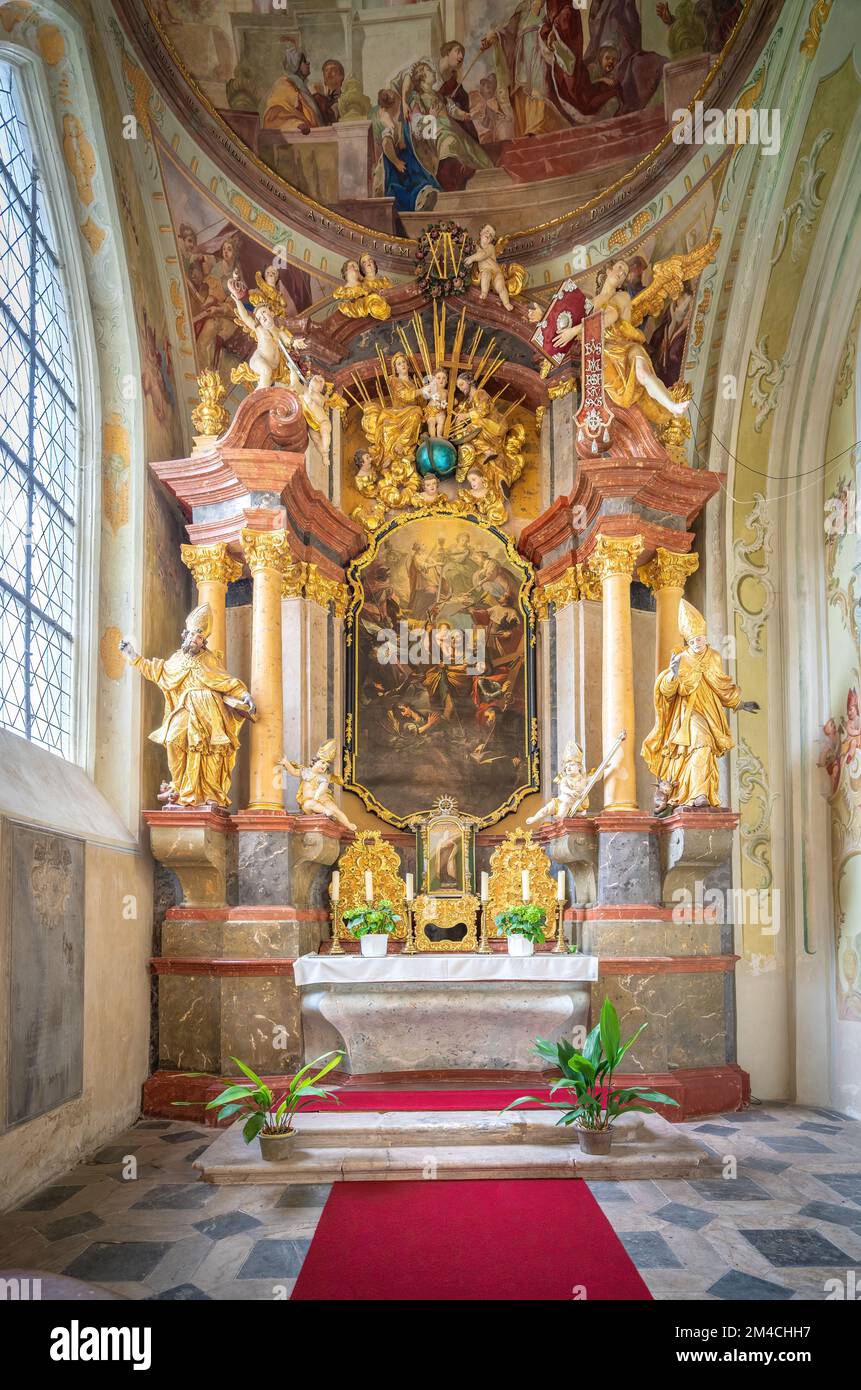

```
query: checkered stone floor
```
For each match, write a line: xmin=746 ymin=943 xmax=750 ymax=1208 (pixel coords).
xmin=0 ymin=1104 xmax=858 ymax=1300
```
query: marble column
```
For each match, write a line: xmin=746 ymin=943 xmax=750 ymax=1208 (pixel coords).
xmin=639 ymin=548 xmax=699 ymax=674
xmin=590 ymin=534 xmax=643 ymax=812
xmin=241 ymin=529 xmax=296 ymax=812
xmin=180 ymin=542 xmax=242 ymax=662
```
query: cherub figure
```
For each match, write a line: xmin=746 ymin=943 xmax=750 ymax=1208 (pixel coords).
xmin=250 ymin=260 xmax=299 ymax=324
xmin=228 ymin=274 xmax=307 ymax=389
xmin=300 ymin=373 xmax=345 ymax=459
xmin=464 ymin=222 xmax=525 ymax=312
xmin=278 ymin=738 xmax=357 ymax=831
xmin=526 ymin=741 xmax=594 ymax=824
xmin=414 ymin=473 xmax=448 ymax=507
xmin=422 ymin=368 xmax=449 ymax=437
xmin=333 ymin=256 xmax=391 ymax=321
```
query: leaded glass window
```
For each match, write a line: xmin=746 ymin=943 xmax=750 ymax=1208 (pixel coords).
xmin=0 ymin=61 xmax=78 ymax=755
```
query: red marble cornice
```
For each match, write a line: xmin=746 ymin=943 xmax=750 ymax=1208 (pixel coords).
xmin=151 ymin=956 xmax=297 ymax=976
xmin=599 ymin=954 xmax=739 ymax=974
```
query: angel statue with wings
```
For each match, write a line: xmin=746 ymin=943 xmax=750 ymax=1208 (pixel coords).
xmin=549 ymin=235 xmax=720 ymax=432
xmin=278 ymin=738 xmax=357 ymax=831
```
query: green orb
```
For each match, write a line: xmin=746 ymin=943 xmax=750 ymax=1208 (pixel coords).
xmin=415 ymin=435 xmax=457 ymax=479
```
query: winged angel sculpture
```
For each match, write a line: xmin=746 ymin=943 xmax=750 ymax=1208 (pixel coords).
xmin=551 ymin=234 xmax=720 ymax=435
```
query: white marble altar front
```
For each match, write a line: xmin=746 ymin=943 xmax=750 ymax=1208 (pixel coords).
xmin=295 ymin=952 xmax=598 ymax=1074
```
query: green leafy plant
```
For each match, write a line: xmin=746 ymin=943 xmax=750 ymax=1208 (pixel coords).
xmin=203 ymin=1052 xmax=343 ymax=1144
xmin=342 ymin=898 xmax=401 ymax=938
xmin=494 ymin=902 xmax=547 ymax=943
xmin=503 ymin=997 xmax=678 ymax=1132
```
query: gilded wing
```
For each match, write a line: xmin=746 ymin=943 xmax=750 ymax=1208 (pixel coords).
xmin=629 ymin=232 xmax=721 ymax=327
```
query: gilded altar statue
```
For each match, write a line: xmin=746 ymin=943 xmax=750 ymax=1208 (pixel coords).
xmin=451 ymin=370 xmax=526 ymax=479
xmin=550 ymin=236 xmax=720 ymax=436
xmin=526 ymin=732 xmax=627 ymax=824
xmin=300 ymin=373 xmax=346 ymax=462
xmin=641 ymin=599 xmax=759 ymax=810
xmin=120 ymin=603 xmax=256 ymax=809
xmin=334 ymin=256 xmax=392 ymax=322
xmin=279 ymin=738 xmax=357 ymax=831
xmin=249 ymin=261 xmax=299 ymax=326
xmin=228 ymin=273 xmax=308 ymax=390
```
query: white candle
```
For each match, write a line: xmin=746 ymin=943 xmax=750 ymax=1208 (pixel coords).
xmin=405 ymin=872 xmax=414 ymax=902
xmin=522 ymin=869 xmax=530 ymax=902
xmin=364 ymin=870 xmax=373 ymax=902
xmin=557 ymin=870 xmax=565 ymax=902
xmin=331 ymin=870 xmax=340 ymax=903
xmin=480 ymin=871 xmax=489 ymax=902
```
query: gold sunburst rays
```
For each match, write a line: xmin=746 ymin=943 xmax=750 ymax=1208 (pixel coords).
xmin=347 ymin=302 xmax=506 ymax=416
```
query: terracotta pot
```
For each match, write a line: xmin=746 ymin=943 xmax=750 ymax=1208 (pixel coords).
xmin=507 ymin=934 xmax=534 ymax=956
xmin=258 ymin=1131 xmax=296 ymax=1162
xmin=578 ymin=1128 xmax=612 ymax=1155
xmin=360 ymin=933 xmax=389 ymax=957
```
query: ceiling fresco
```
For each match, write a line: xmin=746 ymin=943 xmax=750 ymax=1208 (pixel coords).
xmin=113 ymin=0 xmax=782 ymax=264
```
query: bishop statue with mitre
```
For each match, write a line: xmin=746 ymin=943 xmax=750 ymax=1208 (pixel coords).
xmin=641 ymin=599 xmax=758 ymax=810
xmin=120 ymin=603 xmax=256 ymax=809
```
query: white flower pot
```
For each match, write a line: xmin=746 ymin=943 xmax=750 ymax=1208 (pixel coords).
xmin=507 ymin=935 xmax=534 ymax=956
xmin=360 ymin=933 xmax=389 ymax=957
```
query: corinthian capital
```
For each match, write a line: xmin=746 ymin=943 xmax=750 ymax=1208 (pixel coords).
xmin=589 ymin=533 xmax=644 ymax=583
xmin=180 ymin=542 xmax=243 ymax=587
xmin=638 ymin=547 xmax=699 ymax=592
xmin=240 ymin=528 xmax=293 ymax=575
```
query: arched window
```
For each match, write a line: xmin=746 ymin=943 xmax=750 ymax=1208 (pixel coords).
xmin=0 ymin=59 xmax=78 ymax=756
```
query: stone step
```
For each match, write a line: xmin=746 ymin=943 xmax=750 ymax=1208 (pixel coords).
xmin=194 ymin=1111 xmax=710 ymax=1184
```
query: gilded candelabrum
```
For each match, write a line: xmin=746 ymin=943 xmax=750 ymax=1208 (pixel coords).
xmin=329 ymin=892 xmax=345 ymax=954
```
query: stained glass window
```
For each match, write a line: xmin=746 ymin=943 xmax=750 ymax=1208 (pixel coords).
xmin=0 ymin=62 xmax=78 ymax=755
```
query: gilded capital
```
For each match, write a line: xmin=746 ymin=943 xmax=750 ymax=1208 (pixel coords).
xmin=590 ymin=534 xmax=643 ymax=582
xmin=181 ymin=542 xmax=243 ymax=587
xmin=304 ymin=562 xmax=349 ymax=619
xmin=241 ymin=528 xmax=293 ymax=575
xmin=575 ymin=561 xmax=603 ymax=601
xmin=535 ymin=566 xmax=579 ymax=620
xmin=638 ymin=548 xmax=699 ymax=593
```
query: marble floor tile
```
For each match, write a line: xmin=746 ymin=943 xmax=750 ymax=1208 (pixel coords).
xmin=616 ymin=1231 xmax=682 ymax=1268
xmin=707 ymin=1269 xmax=794 ymax=1300
xmin=237 ymin=1238 xmax=311 ymax=1280
xmin=63 ymin=1240 xmax=173 ymax=1282
xmin=654 ymin=1202 xmax=714 ymax=1231
xmin=739 ymin=1228 xmax=851 ymax=1268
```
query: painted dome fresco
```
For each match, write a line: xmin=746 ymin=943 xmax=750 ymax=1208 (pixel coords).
xmin=115 ymin=0 xmax=782 ymax=260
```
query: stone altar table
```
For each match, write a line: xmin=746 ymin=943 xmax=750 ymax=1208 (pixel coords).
xmin=295 ymin=952 xmax=598 ymax=1074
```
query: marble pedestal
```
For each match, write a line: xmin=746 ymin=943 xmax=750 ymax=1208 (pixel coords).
xmin=143 ymin=812 xmax=352 ymax=1107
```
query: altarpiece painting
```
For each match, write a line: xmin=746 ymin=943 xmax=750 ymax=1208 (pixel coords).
xmin=344 ymin=513 xmax=538 ymax=826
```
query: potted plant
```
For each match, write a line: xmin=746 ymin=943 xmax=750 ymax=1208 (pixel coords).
xmin=342 ymin=897 xmax=401 ymax=956
xmin=503 ymin=997 xmax=678 ymax=1154
xmin=202 ymin=1052 xmax=343 ymax=1161
xmin=495 ymin=902 xmax=547 ymax=956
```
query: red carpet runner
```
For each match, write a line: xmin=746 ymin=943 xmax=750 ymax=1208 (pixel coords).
xmin=291 ymin=1179 xmax=652 ymax=1301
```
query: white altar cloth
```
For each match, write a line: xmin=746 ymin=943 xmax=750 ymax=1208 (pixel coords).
xmin=294 ymin=953 xmax=599 ymax=986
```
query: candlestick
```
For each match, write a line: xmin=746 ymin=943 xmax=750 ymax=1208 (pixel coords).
xmin=331 ymin=870 xmax=340 ymax=903
xmin=553 ymin=900 xmax=567 ymax=954
xmin=329 ymin=892 xmax=345 ymax=954
xmin=403 ymin=903 xmax=418 ymax=954
xmin=364 ymin=869 xmax=373 ymax=902
xmin=556 ymin=870 xmax=565 ymax=902
xmin=478 ymin=903 xmax=491 ymax=953
xmin=405 ymin=872 xmax=414 ymax=902
xmin=521 ymin=868 xmax=530 ymax=902
xmin=480 ymin=871 xmax=489 ymax=902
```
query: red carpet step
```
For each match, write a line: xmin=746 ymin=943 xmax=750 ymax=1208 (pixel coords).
xmin=291 ymin=1178 xmax=652 ymax=1302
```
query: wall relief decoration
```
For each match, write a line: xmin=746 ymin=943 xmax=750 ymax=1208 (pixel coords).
xmin=343 ymin=511 xmax=539 ymax=827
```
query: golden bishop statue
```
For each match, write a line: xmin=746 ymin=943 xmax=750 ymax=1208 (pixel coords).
xmin=641 ymin=599 xmax=759 ymax=810
xmin=120 ymin=603 xmax=257 ymax=809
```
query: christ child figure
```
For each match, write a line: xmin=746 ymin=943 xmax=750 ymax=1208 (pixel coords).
xmin=465 ymin=224 xmax=513 ymax=311
xmin=422 ymin=368 xmax=449 ymax=437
